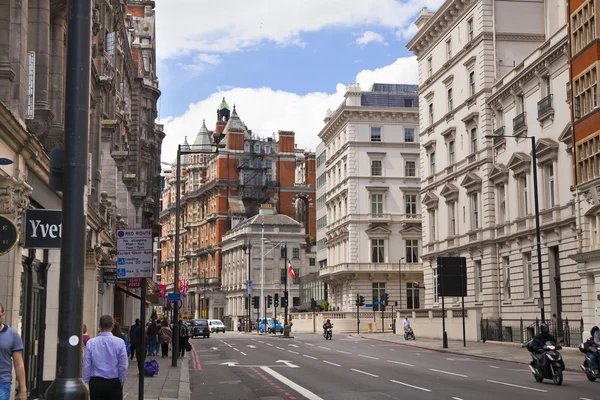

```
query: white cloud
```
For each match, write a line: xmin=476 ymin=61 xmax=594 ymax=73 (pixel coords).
xmin=176 ymin=53 xmax=223 ymax=73
xmin=155 ymin=0 xmax=446 ymax=59
xmin=160 ymin=57 xmax=418 ymax=163
xmin=356 ymin=31 xmax=385 ymax=46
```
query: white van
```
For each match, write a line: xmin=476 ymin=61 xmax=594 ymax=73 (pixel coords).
xmin=208 ymin=319 xmax=226 ymax=333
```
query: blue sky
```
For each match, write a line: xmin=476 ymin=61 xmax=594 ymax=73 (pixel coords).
xmin=155 ymin=0 xmax=443 ymax=162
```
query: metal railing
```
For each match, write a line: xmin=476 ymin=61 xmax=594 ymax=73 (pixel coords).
xmin=493 ymin=126 xmax=505 ymax=145
xmin=480 ymin=317 xmax=584 ymax=347
xmin=513 ymin=112 xmax=526 ymax=133
xmin=537 ymin=94 xmax=553 ymax=118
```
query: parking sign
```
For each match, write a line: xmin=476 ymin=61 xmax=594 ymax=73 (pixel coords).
xmin=116 ymin=229 xmax=153 ymax=278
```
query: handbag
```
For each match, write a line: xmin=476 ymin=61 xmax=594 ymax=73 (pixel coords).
xmin=185 ymin=341 xmax=192 ymax=352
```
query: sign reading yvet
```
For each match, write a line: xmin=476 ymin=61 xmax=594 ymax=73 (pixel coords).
xmin=24 ymin=209 xmax=62 ymax=249
xmin=0 ymin=215 xmax=19 ymax=255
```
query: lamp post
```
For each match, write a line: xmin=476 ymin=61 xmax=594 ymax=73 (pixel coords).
xmin=261 ymin=224 xmax=265 ymax=322
xmin=242 ymin=243 xmax=251 ymax=332
xmin=398 ymin=257 xmax=405 ymax=311
xmin=172 ymin=137 xmax=225 ymax=367
xmin=486 ymin=134 xmax=545 ymax=323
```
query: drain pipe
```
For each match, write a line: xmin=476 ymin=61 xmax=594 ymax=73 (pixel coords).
xmin=496 ymin=243 xmax=502 ymax=317
xmin=575 ymin=186 xmax=583 ymax=252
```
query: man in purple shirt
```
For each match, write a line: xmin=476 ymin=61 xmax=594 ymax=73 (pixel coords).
xmin=83 ymin=315 xmax=128 ymax=399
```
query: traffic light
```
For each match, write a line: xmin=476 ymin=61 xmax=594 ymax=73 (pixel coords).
xmin=267 ymin=295 xmax=273 ymax=308
xmin=252 ymin=296 xmax=260 ymax=309
xmin=355 ymin=294 xmax=360 ymax=307
xmin=359 ymin=295 xmax=365 ymax=307
xmin=283 ymin=291 xmax=289 ymax=307
xmin=244 ymin=297 xmax=249 ymax=310
xmin=274 ymin=293 xmax=279 ymax=307
xmin=383 ymin=293 xmax=389 ymax=306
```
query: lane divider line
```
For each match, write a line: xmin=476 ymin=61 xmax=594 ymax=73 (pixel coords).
xmin=358 ymin=354 xmax=379 ymax=360
xmin=351 ymin=368 xmax=379 ymax=378
xmin=318 ymin=346 xmax=331 ymax=350
xmin=489 ymin=366 xmax=500 ymax=369
xmin=288 ymin=350 xmax=299 ymax=354
xmin=305 ymin=343 xmax=315 ymax=346
xmin=486 ymin=380 xmax=547 ymax=393
xmin=387 ymin=360 xmax=414 ymax=367
xmin=322 ymin=360 xmax=341 ymax=367
xmin=429 ymin=369 xmax=468 ymax=378
xmin=240 ymin=351 xmax=247 ymax=356
xmin=337 ymin=350 xmax=351 ymax=354
xmin=303 ymin=355 xmax=318 ymax=360
xmin=390 ymin=380 xmax=431 ymax=392
xmin=260 ymin=366 xmax=324 ymax=400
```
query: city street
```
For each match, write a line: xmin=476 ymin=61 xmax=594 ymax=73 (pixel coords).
xmin=188 ymin=332 xmax=596 ymax=400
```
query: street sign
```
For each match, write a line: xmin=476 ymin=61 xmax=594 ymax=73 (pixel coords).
xmin=365 ymin=304 xmax=373 ymax=307
xmin=247 ymin=280 xmax=253 ymax=295
xmin=127 ymin=278 xmax=143 ymax=288
xmin=168 ymin=293 xmax=181 ymax=301
xmin=116 ymin=229 xmax=153 ymax=278
xmin=374 ymin=301 xmax=382 ymax=305
xmin=23 ymin=209 xmax=62 ymax=249
xmin=102 ymin=269 xmax=129 ymax=285
xmin=0 ymin=215 xmax=19 ymax=255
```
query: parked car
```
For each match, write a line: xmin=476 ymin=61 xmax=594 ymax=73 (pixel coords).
xmin=259 ymin=318 xmax=283 ymax=333
xmin=208 ymin=319 xmax=226 ymax=333
xmin=191 ymin=319 xmax=210 ymax=339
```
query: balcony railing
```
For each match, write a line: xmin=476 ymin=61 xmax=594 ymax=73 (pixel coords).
xmin=368 ymin=213 xmax=391 ymax=223
xmin=537 ymin=94 xmax=553 ymax=118
xmin=493 ymin=126 xmax=505 ymax=146
xmin=319 ymin=262 xmax=423 ymax=278
xmin=399 ymin=213 xmax=421 ymax=223
xmin=513 ymin=112 xmax=526 ymax=133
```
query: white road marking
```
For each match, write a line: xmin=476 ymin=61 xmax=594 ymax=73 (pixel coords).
xmin=261 ymin=367 xmax=324 ymax=400
xmin=489 ymin=366 xmax=500 ymax=369
xmin=318 ymin=346 xmax=331 ymax=350
xmin=305 ymin=343 xmax=315 ymax=346
xmin=351 ymin=368 xmax=379 ymax=378
xmin=258 ymin=341 xmax=265 ymax=344
xmin=389 ymin=349 xmax=395 ymax=351
xmin=303 ymin=354 xmax=318 ymax=360
xmin=390 ymin=380 xmax=431 ymax=392
xmin=266 ymin=343 xmax=274 ymax=347
xmin=288 ymin=350 xmax=299 ymax=354
xmin=414 ymin=353 xmax=421 ymax=355
xmin=358 ymin=354 xmax=379 ymax=360
xmin=452 ymin=397 xmax=464 ymax=400
xmin=247 ymin=345 xmax=256 ymax=348
xmin=429 ymin=369 xmax=468 ymax=378
xmin=323 ymin=360 xmax=341 ymax=367
xmin=337 ymin=350 xmax=351 ymax=354
xmin=240 ymin=352 xmax=247 ymax=356
xmin=370 ymin=345 xmax=375 ymax=347
xmin=487 ymin=380 xmax=547 ymax=393
xmin=387 ymin=360 xmax=414 ymax=367
xmin=288 ymin=344 xmax=299 ymax=348
xmin=276 ymin=346 xmax=285 ymax=350
xmin=233 ymin=348 xmax=240 ymax=352
xmin=275 ymin=360 xmax=299 ymax=368
xmin=581 ymin=398 xmax=593 ymax=400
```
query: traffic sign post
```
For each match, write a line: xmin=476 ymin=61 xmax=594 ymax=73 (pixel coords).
xmin=167 ymin=293 xmax=182 ymax=302
xmin=247 ymin=280 xmax=253 ymax=295
xmin=116 ymin=229 xmax=153 ymax=279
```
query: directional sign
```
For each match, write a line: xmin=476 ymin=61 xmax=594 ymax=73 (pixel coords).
xmin=374 ymin=301 xmax=382 ymax=305
xmin=365 ymin=304 xmax=373 ymax=307
xmin=116 ymin=229 xmax=153 ymax=278
xmin=167 ymin=293 xmax=181 ymax=301
xmin=247 ymin=280 xmax=253 ymax=295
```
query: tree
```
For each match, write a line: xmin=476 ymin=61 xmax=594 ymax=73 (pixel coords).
xmin=150 ymin=307 xmax=158 ymax=321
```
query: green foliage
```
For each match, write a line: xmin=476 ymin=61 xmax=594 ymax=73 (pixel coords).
xmin=320 ymin=300 xmax=329 ymax=311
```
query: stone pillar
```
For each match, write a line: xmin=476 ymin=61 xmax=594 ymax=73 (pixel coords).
xmin=83 ymin=246 xmax=101 ymax=342
xmin=5 ymin=0 xmax=28 ymax=117
xmin=0 ymin=0 xmax=13 ymax=105
xmin=47 ymin=10 xmax=66 ymax=149
xmin=194 ymin=291 xmax=199 ymax=319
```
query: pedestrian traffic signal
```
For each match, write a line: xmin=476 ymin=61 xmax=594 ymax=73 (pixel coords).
xmin=274 ymin=293 xmax=279 ymax=306
xmin=267 ymin=295 xmax=273 ymax=307
xmin=359 ymin=295 xmax=365 ymax=307
xmin=283 ymin=291 xmax=289 ymax=306
xmin=252 ymin=296 xmax=260 ymax=309
xmin=383 ymin=293 xmax=389 ymax=306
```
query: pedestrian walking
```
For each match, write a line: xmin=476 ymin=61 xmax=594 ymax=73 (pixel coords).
xmin=82 ymin=323 xmax=91 ymax=347
xmin=178 ymin=320 xmax=190 ymax=358
xmin=129 ymin=318 xmax=140 ymax=360
xmin=147 ymin=320 xmax=158 ymax=356
xmin=133 ymin=326 xmax=148 ymax=374
xmin=159 ymin=320 xmax=172 ymax=357
xmin=83 ymin=315 xmax=128 ymax=400
xmin=0 ymin=303 xmax=26 ymax=400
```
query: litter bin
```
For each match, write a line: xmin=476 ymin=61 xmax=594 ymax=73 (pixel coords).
xmin=368 ymin=322 xmax=373 ymax=332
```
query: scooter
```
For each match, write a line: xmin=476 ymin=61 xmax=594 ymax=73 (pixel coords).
xmin=527 ymin=341 xmax=565 ymax=385
xmin=579 ymin=342 xmax=598 ymax=382
xmin=324 ymin=326 xmax=333 ymax=340
xmin=404 ymin=327 xmax=416 ymax=340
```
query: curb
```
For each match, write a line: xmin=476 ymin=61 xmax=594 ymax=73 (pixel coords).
xmin=179 ymin=357 xmax=190 ymax=400
xmin=358 ymin=335 xmax=583 ymax=373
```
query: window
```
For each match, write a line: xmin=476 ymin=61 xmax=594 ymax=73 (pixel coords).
xmin=572 ymin=0 xmax=596 ymax=53
xmin=372 ymin=282 xmax=386 ymax=311
xmin=469 ymin=71 xmax=475 ymax=96
xmin=447 ymin=88 xmax=453 ymax=111
xmin=280 ymin=268 xmax=287 ymax=284
xmin=266 ymin=160 xmax=272 ymax=169
xmin=371 ymin=194 xmax=383 ymax=214
xmin=406 ymin=282 xmax=420 ymax=309
xmin=467 ymin=18 xmax=474 ymax=41
xmin=517 ymin=94 xmax=525 ymax=114
xmin=574 ymin=66 xmax=598 ymax=119
xmin=254 ymin=144 xmax=261 ymax=153
xmin=265 ymin=174 xmax=272 ymax=184
xmin=371 ymin=160 xmax=383 ymax=176
xmin=253 ymin=159 xmax=262 ymax=168
xmin=503 ymin=256 xmax=511 ymax=299
xmin=448 ymin=140 xmax=455 ymax=165
xmin=520 ymin=176 xmax=529 ymax=216
xmin=429 ymin=209 xmax=436 ymax=241
xmin=371 ymin=239 xmax=385 ymax=263
xmin=524 ymin=252 xmax=533 ymax=298
xmin=309 ymin=258 xmax=315 ymax=266
xmin=427 ymin=57 xmax=433 ymax=77
xmin=292 ymin=248 xmax=300 ymax=259
xmin=433 ymin=267 xmax=439 ymax=303
xmin=406 ymin=240 xmax=419 ymax=263
xmin=106 ymin=32 xmax=115 ymax=58
xmin=404 ymin=98 xmax=414 ymax=107
xmin=429 ymin=152 xmax=436 ymax=175
xmin=244 ymin=143 xmax=250 ymax=153
xmin=370 ymin=127 xmax=382 ymax=142
xmin=576 ymin=134 xmax=600 ymax=183
xmin=448 ymin=201 xmax=456 ymax=236
xmin=265 ymin=145 xmax=271 ymax=153
xmin=242 ymin=159 xmax=249 ymax=168
xmin=405 ymin=194 xmax=417 ymax=215
xmin=293 ymin=296 xmax=300 ymax=306
xmin=293 ymin=270 xmax=300 ymax=284
xmin=428 ymin=103 xmax=434 ymax=125
xmin=474 ymin=260 xmax=482 ymax=300
xmin=405 ymin=161 xmax=416 ymax=177
xmin=547 ymin=164 xmax=555 ymax=207
xmin=497 ymin=184 xmax=506 ymax=224
xmin=446 ymin=38 xmax=452 ymax=60
xmin=545 ymin=77 xmax=551 ymax=97
xmin=470 ymin=192 xmax=479 ymax=229
xmin=470 ymin=127 xmax=478 ymax=154
xmin=404 ymin=128 xmax=415 ymax=142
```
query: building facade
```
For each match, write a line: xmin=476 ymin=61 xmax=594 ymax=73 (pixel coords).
xmin=158 ymin=101 xmax=316 ymax=320
xmin=317 ymin=83 xmax=424 ymax=312
xmin=0 ymin=0 xmax=161 ymax=395
xmin=408 ymin=0 xmax=579 ymax=329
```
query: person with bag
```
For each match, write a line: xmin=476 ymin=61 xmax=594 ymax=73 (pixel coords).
xmin=146 ymin=321 xmax=158 ymax=357
xmin=158 ymin=321 xmax=172 ymax=358
xmin=178 ymin=320 xmax=190 ymax=358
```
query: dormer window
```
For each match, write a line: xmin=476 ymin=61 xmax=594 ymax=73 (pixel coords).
xmin=254 ymin=144 xmax=261 ymax=153
xmin=265 ymin=145 xmax=271 ymax=153
xmin=244 ymin=143 xmax=250 ymax=152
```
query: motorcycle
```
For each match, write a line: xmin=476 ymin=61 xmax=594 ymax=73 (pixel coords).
xmin=579 ymin=342 xmax=598 ymax=382
xmin=323 ymin=326 xmax=333 ymax=340
xmin=527 ymin=341 xmax=565 ymax=385
xmin=404 ymin=328 xmax=415 ymax=340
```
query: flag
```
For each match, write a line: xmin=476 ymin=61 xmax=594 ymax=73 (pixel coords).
xmin=288 ymin=262 xmax=295 ymax=279
xmin=158 ymin=284 xmax=166 ymax=298
xmin=178 ymin=278 xmax=188 ymax=295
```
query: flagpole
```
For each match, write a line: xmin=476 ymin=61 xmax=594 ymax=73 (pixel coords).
xmin=261 ymin=224 xmax=265 ymax=323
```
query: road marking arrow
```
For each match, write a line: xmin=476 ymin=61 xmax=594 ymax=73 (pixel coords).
xmin=219 ymin=362 xmax=239 ymax=367
xmin=276 ymin=360 xmax=300 ymax=368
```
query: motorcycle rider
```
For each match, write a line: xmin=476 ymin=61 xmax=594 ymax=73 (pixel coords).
xmin=323 ymin=319 xmax=332 ymax=336
xmin=529 ymin=323 xmax=557 ymax=371
xmin=585 ymin=326 xmax=600 ymax=375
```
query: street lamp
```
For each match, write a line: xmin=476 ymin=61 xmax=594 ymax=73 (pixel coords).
xmin=242 ymin=243 xmax=251 ymax=332
xmin=486 ymin=133 xmax=545 ymax=323
xmin=398 ymin=257 xmax=405 ymax=310
xmin=172 ymin=134 xmax=225 ymax=367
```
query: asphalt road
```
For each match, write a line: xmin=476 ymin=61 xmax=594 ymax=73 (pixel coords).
xmin=188 ymin=332 xmax=597 ymax=400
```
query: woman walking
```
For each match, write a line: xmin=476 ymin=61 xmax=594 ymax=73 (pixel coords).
xmin=147 ymin=321 xmax=158 ymax=356
xmin=158 ymin=320 xmax=172 ymax=358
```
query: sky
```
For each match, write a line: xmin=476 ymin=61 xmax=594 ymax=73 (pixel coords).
xmin=155 ymin=0 xmax=445 ymax=163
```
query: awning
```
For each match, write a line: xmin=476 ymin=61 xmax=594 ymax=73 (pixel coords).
xmin=115 ymin=284 xmax=152 ymax=304
xmin=229 ymin=197 xmax=246 ymax=215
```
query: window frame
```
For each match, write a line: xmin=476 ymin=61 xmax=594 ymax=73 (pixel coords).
xmin=371 ymin=239 xmax=385 ymax=263
xmin=371 ymin=159 xmax=383 ymax=177
xmin=405 ymin=239 xmax=419 ymax=263
xmin=370 ymin=126 xmax=382 ymax=142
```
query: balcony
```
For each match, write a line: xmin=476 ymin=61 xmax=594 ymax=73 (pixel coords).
xmin=367 ymin=213 xmax=391 ymax=223
xmin=537 ymin=94 xmax=554 ymax=121
xmin=492 ymin=126 xmax=505 ymax=146
xmin=319 ymin=262 xmax=423 ymax=279
xmin=206 ymin=212 xmax=217 ymax=221
xmin=513 ymin=112 xmax=527 ymax=135
xmin=399 ymin=213 xmax=421 ymax=223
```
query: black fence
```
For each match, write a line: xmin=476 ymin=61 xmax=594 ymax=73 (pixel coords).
xmin=480 ymin=317 xmax=584 ymax=348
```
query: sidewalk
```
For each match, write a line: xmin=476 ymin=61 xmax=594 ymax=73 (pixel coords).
xmin=357 ymin=333 xmax=584 ymax=372
xmin=123 ymin=355 xmax=190 ymax=399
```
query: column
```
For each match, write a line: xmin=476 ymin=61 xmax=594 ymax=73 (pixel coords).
xmin=194 ymin=291 xmax=199 ymax=319
xmin=0 ymin=0 xmax=13 ymax=104
xmin=48 ymin=10 xmax=66 ymax=141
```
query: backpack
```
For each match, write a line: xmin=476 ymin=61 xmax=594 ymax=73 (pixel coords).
xmin=144 ymin=359 xmax=159 ymax=377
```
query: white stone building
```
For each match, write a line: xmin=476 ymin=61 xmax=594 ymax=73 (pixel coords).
xmin=317 ymin=83 xmax=424 ymax=312
xmin=316 ymin=142 xmax=328 ymax=271
xmin=407 ymin=0 xmax=580 ymax=331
